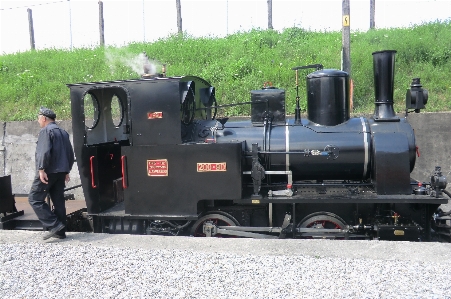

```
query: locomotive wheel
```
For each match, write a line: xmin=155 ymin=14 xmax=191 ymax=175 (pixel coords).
xmin=298 ymin=212 xmax=347 ymax=239
xmin=190 ymin=211 xmax=240 ymax=237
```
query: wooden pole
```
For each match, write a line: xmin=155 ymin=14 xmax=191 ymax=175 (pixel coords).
xmin=99 ymin=1 xmax=105 ymax=46
xmin=27 ymin=8 xmax=35 ymax=51
xmin=267 ymin=0 xmax=273 ymax=30
xmin=370 ymin=0 xmax=375 ymax=29
xmin=342 ymin=0 xmax=351 ymax=75
xmin=176 ymin=0 xmax=182 ymax=34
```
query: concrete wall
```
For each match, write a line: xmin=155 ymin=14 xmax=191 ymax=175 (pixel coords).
xmin=1 ymin=120 xmax=83 ymax=200
xmin=1 ymin=112 xmax=450 ymax=210
xmin=407 ymin=112 xmax=451 ymax=186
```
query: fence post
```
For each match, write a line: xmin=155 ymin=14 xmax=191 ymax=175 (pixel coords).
xmin=99 ymin=1 xmax=105 ymax=46
xmin=176 ymin=0 xmax=182 ymax=34
xmin=27 ymin=8 xmax=35 ymax=51
xmin=267 ymin=0 xmax=273 ymax=30
xmin=342 ymin=0 xmax=351 ymax=75
xmin=370 ymin=0 xmax=375 ymax=29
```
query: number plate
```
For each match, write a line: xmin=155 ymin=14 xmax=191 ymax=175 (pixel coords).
xmin=197 ymin=162 xmax=227 ymax=172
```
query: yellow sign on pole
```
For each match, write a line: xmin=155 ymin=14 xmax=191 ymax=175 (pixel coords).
xmin=343 ymin=15 xmax=350 ymax=27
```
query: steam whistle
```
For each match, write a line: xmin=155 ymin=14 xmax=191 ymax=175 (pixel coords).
xmin=142 ymin=51 xmax=167 ymax=78
xmin=142 ymin=51 xmax=153 ymax=78
xmin=161 ymin=64 xmax=167 ymax=77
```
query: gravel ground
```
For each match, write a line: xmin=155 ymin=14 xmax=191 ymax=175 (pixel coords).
xmin=1 ymin=230 xmax=450 ymax=299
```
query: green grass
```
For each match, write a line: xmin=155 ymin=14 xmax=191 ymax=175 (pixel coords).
xmin=1 ymin=21 xmax=450 ymax=121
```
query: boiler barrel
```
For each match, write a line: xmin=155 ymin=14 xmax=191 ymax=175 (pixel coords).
xmin=216 ymin=118 xmax=371 ymax=181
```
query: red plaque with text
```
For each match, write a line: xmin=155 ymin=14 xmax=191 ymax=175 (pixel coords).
xmin=147 ymin=112 xmax=163 ymax=119
xmin=147 ymin=159 xmax=168 ymax=176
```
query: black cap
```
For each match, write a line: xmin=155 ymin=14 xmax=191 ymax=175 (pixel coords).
xmin=39 ymin=107 xmax=56 ymax=119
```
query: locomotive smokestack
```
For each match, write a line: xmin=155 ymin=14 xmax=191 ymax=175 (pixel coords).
xmin=372 ymin=50 xmax=398 ymax=120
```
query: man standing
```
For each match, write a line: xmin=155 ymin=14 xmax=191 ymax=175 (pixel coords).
xmin=28 ymin=107 xmax=74 ymax=240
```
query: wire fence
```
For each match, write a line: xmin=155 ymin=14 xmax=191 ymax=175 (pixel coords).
xmin=1 ymin=0 xmax=450 ymax=55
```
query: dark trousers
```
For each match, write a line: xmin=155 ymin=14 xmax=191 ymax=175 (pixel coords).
xmin=28 ymin=172 xmax=67 ymax=230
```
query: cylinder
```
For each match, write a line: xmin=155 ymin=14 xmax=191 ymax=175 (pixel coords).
xmin=372 ymin=50 xmax=397 ymax=119
xmin=306 ymin=69 xmax=350 ymax=126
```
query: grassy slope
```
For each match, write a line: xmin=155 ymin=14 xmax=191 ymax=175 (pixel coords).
xmin=0 ymin=21 xmax=450 ymax=121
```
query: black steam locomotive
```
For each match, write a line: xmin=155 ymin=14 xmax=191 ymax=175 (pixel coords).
xmin=67 ymin=50 xmax=449 ymax=241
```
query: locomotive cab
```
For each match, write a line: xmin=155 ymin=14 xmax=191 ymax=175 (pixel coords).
xmin=68 ymin=76 xmax=243 ymax=228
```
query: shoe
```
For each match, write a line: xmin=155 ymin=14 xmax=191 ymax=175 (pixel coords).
xmin=52 ymin=233 xmax=66 ymax=239
xmin=42 ymin=223 xmax=65 ymax=240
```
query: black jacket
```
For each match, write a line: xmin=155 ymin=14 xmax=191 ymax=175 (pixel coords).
xmin=35 ymin=122 xmax=74 ymax=174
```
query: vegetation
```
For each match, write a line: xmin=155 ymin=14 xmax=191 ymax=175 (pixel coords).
xmin=0 ymin=21 xmax=450 ymax=121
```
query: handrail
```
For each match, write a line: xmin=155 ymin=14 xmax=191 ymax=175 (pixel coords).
xmin=121 ymin=155 xmax=127 ymax=189
xmin=89 ymin=156 xmax=97 ymax=188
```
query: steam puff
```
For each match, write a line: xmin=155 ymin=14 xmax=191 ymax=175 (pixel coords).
xmin=105 ymin=49 xmax=159 ymax=76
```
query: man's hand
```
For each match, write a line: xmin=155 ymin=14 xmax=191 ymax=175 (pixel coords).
xmin=65 ymin=174 xmax=70 ymax=183
xmin=39 ymin=169 xmax=48 ymax=184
